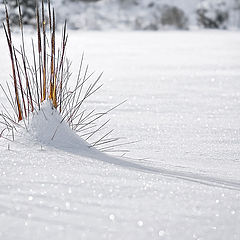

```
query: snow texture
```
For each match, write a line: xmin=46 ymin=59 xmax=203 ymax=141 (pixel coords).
xmin=0 ymin=30 xmax=240 ymax=239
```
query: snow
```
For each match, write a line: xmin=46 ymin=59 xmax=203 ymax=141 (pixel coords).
xmin=0 ymin=30 xmax=240 ymax=239
xmin=29 ymin=101 xmax=91 ymax=150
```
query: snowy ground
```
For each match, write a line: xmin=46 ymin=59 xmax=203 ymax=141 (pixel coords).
xmin=0 ymin=30 xmax=240 ymax=239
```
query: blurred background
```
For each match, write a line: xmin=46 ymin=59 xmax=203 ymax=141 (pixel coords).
xmin=1 ymin=0 xmax=240 ymax=30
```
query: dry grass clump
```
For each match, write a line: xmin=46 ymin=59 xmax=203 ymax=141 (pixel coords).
xmin=0 ymin=0 xmax=132 ymax=154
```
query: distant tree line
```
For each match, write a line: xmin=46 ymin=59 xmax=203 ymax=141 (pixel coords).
xmin=5 ymin=0 xmax=36 ymax=25
xmin=2 ymin=0 xmax=240 ymax=29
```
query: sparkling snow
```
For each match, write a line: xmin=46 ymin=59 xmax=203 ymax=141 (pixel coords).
xmin=0 ymin=30 xmax=240 ymax=239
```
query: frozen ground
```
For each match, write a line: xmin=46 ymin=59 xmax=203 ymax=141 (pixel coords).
xmin=0 ymin=30 xmax=240 ymax=239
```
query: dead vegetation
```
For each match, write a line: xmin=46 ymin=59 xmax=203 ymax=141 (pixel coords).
xmin=0 ymin=0 xmax=132 ymax=155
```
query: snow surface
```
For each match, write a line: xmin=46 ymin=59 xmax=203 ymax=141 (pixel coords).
xmin=0 ymin=30 xmax=240 ymax=239
xmin=29 ymin=101 xmax=91 ymax=150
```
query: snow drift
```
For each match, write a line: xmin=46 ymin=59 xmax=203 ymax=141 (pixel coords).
xmin=29 ymin=101 xmax=91 ymax=151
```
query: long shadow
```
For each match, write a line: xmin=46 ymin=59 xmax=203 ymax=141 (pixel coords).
xmin=26 ymin=105 xmax=240 ymax=192
xmin=51 ymin=141 xmax=240 ymax=192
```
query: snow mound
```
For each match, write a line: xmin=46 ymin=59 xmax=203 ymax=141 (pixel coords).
xmin=27 ymin=101 xmax=152 ymax=171
xmin=29 ymin=101 xmax=90 ymax=151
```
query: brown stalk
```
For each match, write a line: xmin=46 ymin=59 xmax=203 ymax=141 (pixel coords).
xmin=42 ymin=0 xmax=47 ymax=101
xmin=31 ymin=39 xmax=40 ymax=110
xmin=13 ymin=48 xmax=27 ymax=118
xmin=48 ymin=0 xmax=52 ymax=32
xmin=58 ymin=21 xmax=68 ymax=112
xmin=50 ymin=8 xmax=57 ymax=108
xmin=36 ymin=2 xmax=43 ymax=100
xmin=21 ymin=47 xmax=34 ymax=113
xmin=3 ymin=7 xmax=22 ymax=121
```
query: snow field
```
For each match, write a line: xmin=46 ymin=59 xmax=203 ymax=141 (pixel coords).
xmin=0 ymin=30 xmax=240 ymax=239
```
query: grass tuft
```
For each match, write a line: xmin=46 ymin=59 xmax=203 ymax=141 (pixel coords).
xmin=0 ymin=0 xmax=133 ymax=155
